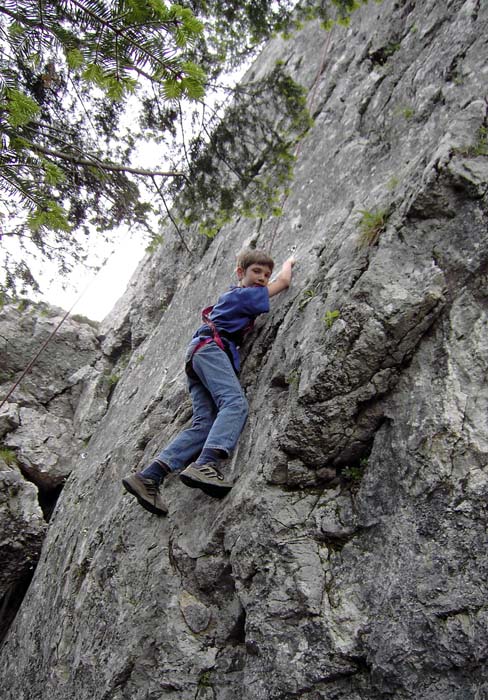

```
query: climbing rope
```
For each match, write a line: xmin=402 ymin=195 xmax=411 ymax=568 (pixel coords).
xmin=0 ymin=27 xmax=335 ymax=414
xmin=0 ymin=258 xmax=113 ymax=413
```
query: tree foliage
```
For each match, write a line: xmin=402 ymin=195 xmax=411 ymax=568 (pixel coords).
xmin=171 ymin=62 xmax=313 ymax=236
xmin=0 ymin=0 xmax=368 ymax=297
xmin=186 ymin=0 xmax=368 ymax=69
xmin=1 ymin=0 xmax=206 ymax=294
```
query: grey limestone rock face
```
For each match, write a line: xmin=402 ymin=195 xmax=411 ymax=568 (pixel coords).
xmin=1 ymin=1 xmax=488 ymax=699
xmin=0 ymin=302 xmax=112 ymax=489
xmin=0 ymin=301 xmax=115 ymax=640
xmin=0 ymin=463 xmax=46 ymax=642
xmin=99 ymin=236 xmax=198 ymax=357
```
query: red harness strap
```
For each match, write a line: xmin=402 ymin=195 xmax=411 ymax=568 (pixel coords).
xmin=185 ymin=306 xmax=256 ymax=378
xmin=185 ymin=306 xmax=225 ymax=377
xmin=201 ymin=306 xmax=226 ymax=351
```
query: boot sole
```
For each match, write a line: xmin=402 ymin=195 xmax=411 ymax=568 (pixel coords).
xmin=122 ymin=477 xmax=167 ymax=516
xmin=179 ymin=472 xmax=232 ymax=499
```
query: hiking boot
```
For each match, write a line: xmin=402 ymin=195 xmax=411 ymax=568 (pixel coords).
xmin=122 ymin=473 xmax=168 ymax=516
xmin=179 ymin=463 xmax=233 ymax=499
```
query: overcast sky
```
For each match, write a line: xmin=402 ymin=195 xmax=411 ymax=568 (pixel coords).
xmin=17 ymin=65 xmax=248 ymax=322
xmin=40 ymin=232 xmax=146 ymax=322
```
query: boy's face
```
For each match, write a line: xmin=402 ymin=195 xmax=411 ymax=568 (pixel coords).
xmin=237 ymin=263 xmax=273 ymax=288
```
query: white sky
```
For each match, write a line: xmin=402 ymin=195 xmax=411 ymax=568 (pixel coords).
xmin=2 ymin=63 xmax=249 ymax=323
xmin=39 ymin=231 xmax=146 ymax=321
xmin=33 ymin=76 xmax=246 ymax=322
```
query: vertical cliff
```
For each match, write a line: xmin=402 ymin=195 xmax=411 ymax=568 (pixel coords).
xmin=0 ymin=302 xmax=114 ymax=641
xmin=1 ymin=1 xmax=487 ymax=698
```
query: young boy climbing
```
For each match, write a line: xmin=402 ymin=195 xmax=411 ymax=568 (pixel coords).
xmin=122 ymin=248 xmax=295 ymax=516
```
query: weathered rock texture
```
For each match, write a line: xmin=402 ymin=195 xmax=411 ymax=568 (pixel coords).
xmin=0 ymin=302 xmax=116 ymax=639
xmin=0 ymin=460 xmax=46 ymax=642
xmin=0 ymin=303 xmax=105 ymax=483
xmin=1 ymin=1 xmax=488 ymax=698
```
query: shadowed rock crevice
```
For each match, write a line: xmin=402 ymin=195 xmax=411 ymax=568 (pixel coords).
xmin=0 ymin=568 xmax=36 ymax=646
xmin=0 ymin=307 xmax=114 ymax=645
xmin=37 ymin=482 xmax=64 ymax=521
xmin=0 ymin=465 xmax=46 ymax=646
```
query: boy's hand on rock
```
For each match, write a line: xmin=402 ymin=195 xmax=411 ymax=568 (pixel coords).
xmin=268 ymin=256 xmax=296 ymax=296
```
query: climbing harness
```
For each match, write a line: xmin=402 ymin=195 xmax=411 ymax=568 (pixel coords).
xmin=185 ymin=305 xmax=254 ymax=378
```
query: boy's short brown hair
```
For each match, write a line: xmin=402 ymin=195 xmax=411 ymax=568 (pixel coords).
xmin=236 ymin=248 xmax=275 ymax=272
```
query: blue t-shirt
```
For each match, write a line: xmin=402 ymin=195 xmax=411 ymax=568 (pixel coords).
xmin=192 ymin=286 xmax=270 ymax=372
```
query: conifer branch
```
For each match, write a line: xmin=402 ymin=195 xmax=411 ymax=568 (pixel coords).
xmin=150 ymin=175 xmax=192 ymax=256
xmin=22 ymin=140 xmax=186 ymax=178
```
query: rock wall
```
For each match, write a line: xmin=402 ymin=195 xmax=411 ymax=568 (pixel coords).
xmin=0 ymin=302 xmax=116 ymax=640
xmin=1 ymin=1 xmax=488 ymax=698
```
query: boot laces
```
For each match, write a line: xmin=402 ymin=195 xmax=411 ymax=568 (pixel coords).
xmin=143 ymin=477 xmax=161 ymax=500
xmin=197 ymin=464 xmax=224 ymax=480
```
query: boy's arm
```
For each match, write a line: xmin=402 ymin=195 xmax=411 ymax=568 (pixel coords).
xmin=268 ymin=257 xmax=296 ymax=298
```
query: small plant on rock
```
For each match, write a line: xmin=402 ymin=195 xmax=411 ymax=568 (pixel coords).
xmin=343 ymin=457 xmax=368 ymax=482
xmin=401 ymin=106 xmax=415 ymax=119
xmin=456 ymin=126 xmax=488 ymax=157
xmin=368 ymin=41 xmax=401 ymax=66
xmin=286 ymin=369 xmax=300 ymax=386
xmin=324 ymin=309 xmax=340 ymax=328
xmin=298 ymin=288 xmax=317 ymax=310
xmin=386 ymin=176 xmax=399 ymax=191
xmin=198 ymin=670 xmax=212 ymax=689
xmin=0 ymin=446 xmax=17 ymax=466
xmin=357 ymin=208 xmax=389 ymax=247
xmin=16 ymin=298 xmax=29 ymax=312
xmin=474 ymin=126 xmax=488 ymax=155
xmin=107 ymin=373 xmax=120 ymax=387
xmin=145 ymin=233 xmax=165 ymax=254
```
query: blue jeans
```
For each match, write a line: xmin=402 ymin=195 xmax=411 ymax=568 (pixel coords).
xmin=157 ymin=341 xmax=249 ymax=471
